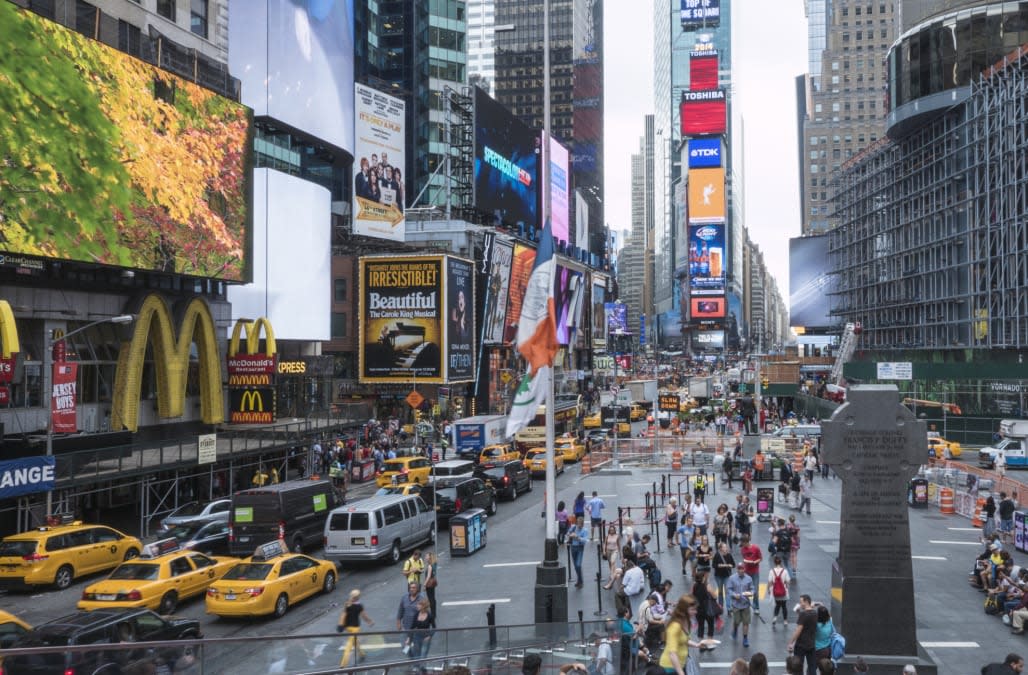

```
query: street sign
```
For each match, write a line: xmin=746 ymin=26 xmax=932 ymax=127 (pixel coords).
xmin=198 ymin=433 xmax=217 ymax=464
xmin=501 ymin=371 xmax=513 ymax=384
xmin=406 ymin=390 xmax=425 ymax=409
xmin=610 ymin=384 xmax=620 ymax=395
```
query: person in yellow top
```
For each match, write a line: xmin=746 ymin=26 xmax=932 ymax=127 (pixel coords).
xmin=252 ymin=467 xmax=269 ymax=487
xmin=402 ymin=549 xmax=425 ymax=585
xmin=659 ymin=595 xmax=714 ymax=675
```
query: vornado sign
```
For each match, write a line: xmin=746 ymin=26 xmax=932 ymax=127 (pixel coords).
xmin=111 ymin=294 xmax=224 ymax=432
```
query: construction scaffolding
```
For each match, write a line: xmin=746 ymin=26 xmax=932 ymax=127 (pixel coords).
xmin=830 ymin=46 xmax=1028 ymax=353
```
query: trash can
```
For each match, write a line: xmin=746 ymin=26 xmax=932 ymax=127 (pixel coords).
xmin=450 ymin=509 xmax=487 ymax=556
xmin=350 ymin=458 xmax=376 ymax=483
xmin=908 ymin=477 xmax=929 ymax=508
xmin=756 ymin=487 xmax=775 ymax=522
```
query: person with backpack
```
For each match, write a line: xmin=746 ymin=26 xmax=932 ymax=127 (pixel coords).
xmin=771 ymin=518 xmax=795 ymax=579
xmin=765 ymin=556 xmax=791 ymax=627
xmin=813 ymin=605 xmax=835 ymax=663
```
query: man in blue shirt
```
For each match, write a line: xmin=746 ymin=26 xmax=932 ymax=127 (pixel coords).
xmin=725 ymin=563 xmax=755 ymax=648
xmin=587 ymin=491 xmax=607 ymax=539
xmin=568 ymin=516 xmax=590 ymax=588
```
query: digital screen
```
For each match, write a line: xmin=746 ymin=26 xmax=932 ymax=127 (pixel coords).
xmin=790 ymin=235 xmax=839 ymax=330
xmin=688 ymin=223 xmax=726 ymax=294
xmin=690 ymin=52 xmax=719 ymax=89
xmin=681 ymin=89 xmax=727 ymax=136
xmin=0 ymin=3 xmax=252 ymax=280
xmin=554 ymin=266 xmax=584 ymax=345
xmin=688 ymin=168 xmax=726 ymax=222
xmin=681 ymin=0 xmax=721 ymax=30
xmin=481 ymin=236 xmax=514 ymax=344
xmin=353 ymin=84 xmax=406 ymax=242
xmin=474 ymin=88 xmax=539 ymax=232
xmin=503 ymin=244 xmax=538 ymax=344
xmin=446 ymin=257 xmax=475 ymax=382
xmin=549 ymin=135 xmax=570 ymax=246
xmin=691 ymin=296 xmax=726 ymax=319
xmin=688 ymin=138 xmax=722 ymax=168
xmin=605 ymin=303 xmax=628 ymax=334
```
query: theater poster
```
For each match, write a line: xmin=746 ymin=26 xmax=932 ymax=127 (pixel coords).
xmin=360 ymin=256 xmax=444 ymax=383
xmin=445 ymin=256 xmax=475 ymax=382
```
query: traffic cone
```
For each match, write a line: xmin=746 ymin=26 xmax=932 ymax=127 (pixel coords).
xmin=972 ymin=497 xmax=986 ymax=528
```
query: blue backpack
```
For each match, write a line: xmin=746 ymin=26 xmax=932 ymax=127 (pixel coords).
xmin=830 ymin=629 xmax=846 ymax=662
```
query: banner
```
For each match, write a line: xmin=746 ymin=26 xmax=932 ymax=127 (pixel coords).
xmin=353 ymin=83 xmax=406 ymax=242
xmin=51 ymin=362 xmax=78 ymax=433
xmin=360 ymin=256 xmax=444 ymax=382
xmin=482 ymin=237 xmax=514 ymax=344
xmin=550 ymin=136 xmax=570 ymax=245
xmin=503 ymin=244 xmax=538 ymax=344
xmin=0 ymin=456 xmax=56 ymax=499
xmin=446 ymin=256 xmax=475 ymax=382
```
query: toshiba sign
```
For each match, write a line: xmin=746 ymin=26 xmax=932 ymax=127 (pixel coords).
xmin=680 ymin=89 xmax=726 ymax=137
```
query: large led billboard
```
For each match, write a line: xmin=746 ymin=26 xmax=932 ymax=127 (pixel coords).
xmin=360 ymin=256 xmax=443 ymax=383
xmin=474 ymin=88 xmax=539 ymax=232
xmin=790 ymin=235 xmax=839 ymax=330
xmin=605 ymin=303 xmax=629 ymax=334
xmin=681 ymin=0 xmax=721 ymax=30
xmin=688 ymin=223 xmax=726 ymax=294
xmin=674 ymin=181 xmax=689 ymax=272
xmin=690 ymin=52 xmax=719 ymax=90
xmin=353 ymin=84 xmax=406 ymax=242
xmin=445 ymin=257 xmax=476 ymax=382
xmin=229 ymin=0 xmax=354 ymax=154
xmin=503 ymin=244 xmax=538 ymax=344
xmin=555 ymin=266 xmax=585 ymax=345
xmin=481 ymin=236 xmax=514 ymax=344
xmin=591 ymin=281 xmax=607 ymax=349
xmin=680 ymin=89 xmax=727 ymax=136
xmin=0 ymin=3 xmax=252 ymax=280
xmin=688 ymin=168 xmax=726 ymax=223
xmin=691 ymin=296 xmax=726 ymax=320
xmin=550 ymin=136 xmax=571 ymax=246
xmin=688 ymin=139 xmax=723 ymax=168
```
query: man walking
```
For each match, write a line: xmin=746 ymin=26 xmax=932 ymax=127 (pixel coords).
xmin=587 ymin=491 xmax=607 ymax=539
xmin=725 ymin=563 xmax=754 ymax=648
xmin=1000 ymin=492 xmax=1017 ymax=545
xmin=787 ymin=594 xmax=818 ymax=675
xmin=740 ymin=534 xmax=762 ymax=614
xmin=396 ymin=582 xmax=426 ymax=654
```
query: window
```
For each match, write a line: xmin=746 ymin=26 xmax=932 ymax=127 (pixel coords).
xmin=333 ymin=278 xmax=348 ymax=302
xmin=157 ymin=0 xmax=175 ymax=21
xmin=383 ymin=504 xmax=404 ymax=526
xmin=331 ymin=312 xmax=347 ymax=339
xmin=75 ymin=0 xmax=97 ymax=36
xmin=190 ymin=0 xmax=208 ymax=38
xmin=118 ymin=20 xmax=142 ymax=57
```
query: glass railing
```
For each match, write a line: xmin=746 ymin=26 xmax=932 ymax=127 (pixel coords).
xmin=0 ymin=621 xmax=629 ymax=675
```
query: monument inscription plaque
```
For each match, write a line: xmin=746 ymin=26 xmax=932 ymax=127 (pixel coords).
xmin=821 ymin=385 xmax=936 ymax=673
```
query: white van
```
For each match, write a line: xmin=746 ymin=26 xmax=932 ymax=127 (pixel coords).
xmin=431 ymin=459 xmax=476 ymax=480
xmin=324 ymin=494 xmax=436 ymax=564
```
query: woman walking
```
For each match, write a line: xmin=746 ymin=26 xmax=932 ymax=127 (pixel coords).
xmin=659 ymin=595 xmax=713 ymax=675
xmin=666 ymin=497 xmax=680 ymax=545
xmin=813 ymin=605 xmax=835 ymax=662
xmin=407 ymin=597 xmax=434 ymax=660
xmin=786 ymin=515 xmax=801 ymax=578
xmin=557 ymin=500 xmax=570 ymax=545
xmin=695 ymin=534 xmax=714 ymax=578
xmin=424 ymin=551 xmax=439 ymax=627
xmin=692 ymin=570 xmax=719 ymax=640
xmin=568 ymin=515 xmax=589 ymax=587
xmin=605 ymin=524 xmax=622 ymax=580
xmin=764 ymin=556 xmax=791 ymax=627
xmin=338 ymin=589 xmax=374 ymax=667
xmin=713 ymin=503 xmax=732 ymax=548
xmin=712 ymin=541 xmax=735 ymax=607
xmin=574 ymin=491 xmax=587 ymax=522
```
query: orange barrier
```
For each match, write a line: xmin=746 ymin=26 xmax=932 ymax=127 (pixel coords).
xmin=580 ymin=455 xmax=592 ymax=475
xmin=671 ymin=450 xmax=683 ymax=471
xmin=940 ymin=487 xmax=955 ymax=514
xmin=971 ymin=497 xmax=986 ymax=527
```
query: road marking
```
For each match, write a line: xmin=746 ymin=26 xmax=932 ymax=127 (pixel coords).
xmin=947 ymin=527 xmax=980 ymax=532
xmin=626 ymin=483 xmax=652 ymax=487
xmin=920 ymin=641 xmax=979 ymax=648
xmin=442 ymin=598 xmax=511 ymax=606
xmin=483 ymin=561 xmax=541 ymax=568
xmin=700 ymin=663 xmax=786 ymax=669
xmin=816 ymin=520 xmax=840 ymax=524
xmin=911 ymin=555 xmax=947 ymax=561
xmin=928 ymin=540 xmax=980 ymax=546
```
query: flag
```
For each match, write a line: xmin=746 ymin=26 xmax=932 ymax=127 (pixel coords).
xmin=506 ymin=221 xmax=558 ymax=437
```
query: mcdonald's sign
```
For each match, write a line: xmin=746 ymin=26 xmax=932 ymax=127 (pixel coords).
xmin=0 ymin=300 xmax=20 ymax=384
xmin=229 ymin=387 xmax=276 ymax=424
xmin=112 ymin=294 xmax=224 ymax=432
xmin=227 ymin=318 xmax=277 ymax=387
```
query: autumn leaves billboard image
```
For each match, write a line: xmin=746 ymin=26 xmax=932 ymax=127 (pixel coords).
xmin=0 ymin=4 xmax=252 ymax=280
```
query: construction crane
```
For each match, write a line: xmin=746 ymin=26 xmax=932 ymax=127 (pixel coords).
xmin=825 ymin=322 xmax=861 ymax=402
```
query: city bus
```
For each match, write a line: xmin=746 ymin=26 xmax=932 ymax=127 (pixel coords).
xmin=515 ymin=399 xmax=581 ymax=450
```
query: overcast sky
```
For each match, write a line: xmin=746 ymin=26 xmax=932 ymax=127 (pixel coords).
xmin=603 ymin=0 xmax=807 ymax=297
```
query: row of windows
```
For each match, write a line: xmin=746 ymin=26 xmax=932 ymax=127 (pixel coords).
xmin=809 ymin=133 xmax=878 ymax=146
xmin=840 ymin=3 xmax=890 ymax=17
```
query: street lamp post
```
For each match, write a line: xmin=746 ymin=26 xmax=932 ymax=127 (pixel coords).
xmin=45 ymin=315 xmax=134 ymax=517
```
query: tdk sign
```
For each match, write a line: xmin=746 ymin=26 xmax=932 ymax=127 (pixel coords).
xmin=688 ymin=139 xmax=722 ymax=168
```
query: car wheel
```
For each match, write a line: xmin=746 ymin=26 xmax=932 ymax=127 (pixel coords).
xmin=526 ymin=479 xmax=533 ymax=492
xmin=511 ymin=485 xmax=518 ymax=500
xmin=273 ymin=593 xmax=289 ymax=618
xmin=322 ymin=571 xmax=336 ymax=594
xmin=124 ymin=548 xmax=140 ymax=561
xmin=159 ymin=591 xmax=179 ymax=614
xmin=389 ymin=541 xmax=402 ymax=564
xmin=54 ymin=564 xmax=74 ymax=590
xmin=488 ymin=498 xmax=498 ymax=516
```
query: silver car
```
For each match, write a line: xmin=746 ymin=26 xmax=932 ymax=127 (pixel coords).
xmin=157 ymin=499 xmax=231 ymax=532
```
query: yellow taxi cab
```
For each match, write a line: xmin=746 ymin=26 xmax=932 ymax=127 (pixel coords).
xmin=583 ymin=411 xmax=602 ymax=429
xmin=524 ymin=448 xmax=565 ymax=478
xmin=376 ymin=456 xmax=433 ymax=487
xmin=0 ymin=609 xmax=31 ymax=649
xmin=629 ymin=405 xmax=646 ymax=421
xmin=77 ymin=538 xmax=237 ymax=614
xmin=927 ymin=434 xmax=962 ymax=459
xmin=479 ymin=444 xmax=520 ymax=465
xmin=374 ymin=482 xmax=422 ymax=497
xmin=0 ymin=518 xmax=143 ymax=590
xmin=609 ymin=420 xmax=631 ymax=436
xmin=555 ymin=436 xmax=586 ymax=463
xmin=205 ymin=540 xmax=336 ymax=618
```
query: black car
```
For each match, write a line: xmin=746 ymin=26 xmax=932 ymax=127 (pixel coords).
xmin=162 ymin=518 xmax=230 ymax=555
xmin=419 ymin=476 xmax=497 ymax=526
xmin=475 ymin=460 xmax=532 ymax=500
xmin=3 ymin=608 xmax=201 ymax=675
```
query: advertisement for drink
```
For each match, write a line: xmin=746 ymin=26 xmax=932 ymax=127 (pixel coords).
xmin=688 ymin=223 xmax=726 ymax=293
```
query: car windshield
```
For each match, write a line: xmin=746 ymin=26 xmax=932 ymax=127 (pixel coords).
xmin=170 ymin=503 xmax=205 ymax=517
xmin=164 ymin=523 xmax=205 ymax=541
xmin=110 ymin=563 xmax=161 ymax=580
xmin=480 ymin=468 xmax=505 ymax=479
xmin=223 ymin=563 xmax=272 ymax=581
xmin=527 ymin=451 xmax=544 ymax=458
xmin=0 ymin=541 xmax=36 ymax=557
xmin=383 ymin=460 xmax=407 ymax=470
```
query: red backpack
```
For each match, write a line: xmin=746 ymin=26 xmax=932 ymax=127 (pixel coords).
xmin=771 ymin=569 xmax=787 ymax=598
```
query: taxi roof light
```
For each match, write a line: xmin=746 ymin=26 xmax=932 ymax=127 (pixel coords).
xmin=141 ymin=538 xmax=181 ymax=559
xmin=251 ymin=539 xmax=288 ymax=562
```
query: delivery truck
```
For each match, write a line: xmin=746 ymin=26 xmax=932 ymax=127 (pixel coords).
xmin=979 ymin=419 xmax=1028 ymax=469
xmin=451 ymin=415 xmax=509 ymax=460
xmin=626 ymin=379 xmax=658 ymax=406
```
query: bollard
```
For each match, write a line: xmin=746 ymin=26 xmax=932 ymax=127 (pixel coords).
xmin=644 ymin=491 xmax=651 ymax=523
xmin=487 ymin=602 xmax=497 ymax=648
xmin=618 ymin=506 xmax=624 ymax=538
xmin=579 ymin=609 xmax=586 ymax=645
xmin=595 ymin=542 xmax=605 ymax=616
xmin=566 ymin=544 xmax=573 ymax=586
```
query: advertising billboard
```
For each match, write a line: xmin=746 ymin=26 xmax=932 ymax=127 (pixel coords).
xmin=474 ymin=88 xmax=539 ymax=231
xmin=576 ymin=189 xmax=590 ymax=252
xmin=688 ymin=168 xmax=725 ymax=223
xmin=695 ymin=330 xmax=725 ymax=349
xmin=688 ymin=223 xmax=726 ymax=294
xmin=680 ymin=89 xmax=727 ymax=136
xmin=503 ymin=244 xmax=537 ymax=344
xmin=481 ymin=237 xmax=514 ymax=344
xmin=691 ymin=296 xmax=726 ymax=320
xmin=353 ymin=84 xmax=406 ymax=242
xmin=0 ymin=3 xmax=252 ymax=281
xmin=229 ymin=388 xmax=276 ymax=424
xmin=550 ymin=136 xmax=571 ymax=246
xmin=229 ymin=0 xmax=354 ymax=154
xmin=591 ymin=281 xmax=607 ymax=349
xmin=688 ymin=139 xmax=723 ymax=168
xmin=360 ymin=256 xmax=444 ymax=383
xmin=690 ymin=51 xmax=719 ymax=89
xmin=555 ymin=266 xmax=585 ymax=345
xmin=790 ymin=235 xmax=839 ymax=330
xmin=605 ymin=303 xmax=628 ymax=334
xmin=681 ymin=0 xmax=721 ymax=30
xmin=674 ymin=181 xmax=689 ymax=272
xmin=446 ymin=257 xmax=475 ymax=382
